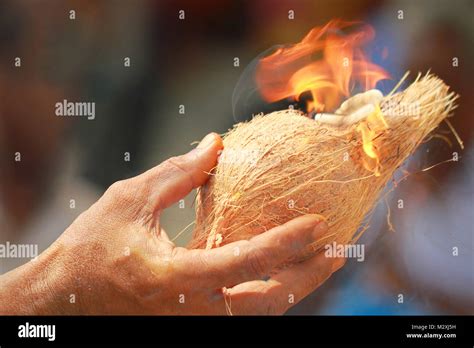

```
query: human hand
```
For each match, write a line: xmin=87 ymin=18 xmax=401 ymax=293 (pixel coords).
xmin=0 ymin=133 xmax=345 ymax=315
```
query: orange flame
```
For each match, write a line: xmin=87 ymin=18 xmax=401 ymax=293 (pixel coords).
xmin=256 ymin=20 xmax=390 ymax=113
xmin=356 ymin=104 xmax=387 ymax=176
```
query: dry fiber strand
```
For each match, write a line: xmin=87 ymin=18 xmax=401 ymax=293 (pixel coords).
xmin=190 ymin=73 xmax=458 ymax=262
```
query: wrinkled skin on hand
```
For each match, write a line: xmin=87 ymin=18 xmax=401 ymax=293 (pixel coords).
xmin=0 ymin=133 xmax=345 ymax=315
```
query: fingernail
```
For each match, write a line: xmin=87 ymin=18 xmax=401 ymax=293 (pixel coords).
xmin=197 ymin=133 xmax=217 ymax=149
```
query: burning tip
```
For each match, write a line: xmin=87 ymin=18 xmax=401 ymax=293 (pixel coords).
xmin=256 ymin=20 xmax=390 ymax=114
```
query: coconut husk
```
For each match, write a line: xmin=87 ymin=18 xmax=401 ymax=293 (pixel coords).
xmin=189 ymin=73 xmax=458 ymax=263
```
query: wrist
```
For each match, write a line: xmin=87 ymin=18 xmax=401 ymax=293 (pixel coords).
xmin=0 ymin=241 xmax=74 ymax=314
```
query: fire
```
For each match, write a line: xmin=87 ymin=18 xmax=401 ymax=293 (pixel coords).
xmin=256 ymin=20 xmax=390 ymax=113
xmin=256 ymin=20 xmax=391 ymax=176
xmin=356 ymin=104 xmax=387 ymax=176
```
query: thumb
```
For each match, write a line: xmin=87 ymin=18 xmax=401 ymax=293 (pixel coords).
xmin=139 ymin=133 xmax=223 ymax=212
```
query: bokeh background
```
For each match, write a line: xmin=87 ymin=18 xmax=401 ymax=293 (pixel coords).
xmin=0 ymin=0 xmax=472 ymax=314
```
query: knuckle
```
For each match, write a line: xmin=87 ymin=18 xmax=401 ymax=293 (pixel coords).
xmin=187 ymin=250 xmax=211 ymax=273
xmin=106 ymin=179 xmax=131 ymax=198
xmin=169 ymin=248 xmax=201 ymax=282
xmin=162 ymin=156 xmax=181 ymax=170
xmin=102 ymin=179 xmax=143 ymax=218
xmin=275 ymin=228 xmax=301 ymax=251
xmin=281 ymin=219 xmax=311 ymax=243
xmin=270 ymin=223 xmax=305 ymax=254
xmin=163 ymin=156 xmax=185 ymax=173
xmin=245 ymin=245 xmax=273 ymax=278
xmin=165 ymin=156 xmax=196 ymax=187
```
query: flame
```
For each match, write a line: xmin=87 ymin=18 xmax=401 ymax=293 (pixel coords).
xmin=256 ymin=20 xmax=391 ymax=176
xmin=356 ymin=104 xmax=387 ymax=176
xmin=256 ymin=20 xmax=390 ymax=113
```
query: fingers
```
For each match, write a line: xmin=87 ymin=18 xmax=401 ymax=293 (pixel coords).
xmin=178 ymin=215 xmax=328 ymax=288
xmin=138 ymin=133 xmax=223 ymax=211
xmin=224 ymin=252 xmax=346 ymax=315
xmin=268 ymin=251 xmax=345 ymax=308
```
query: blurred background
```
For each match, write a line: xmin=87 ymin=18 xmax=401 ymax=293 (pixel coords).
xmin=0 ymin=0 xmax=472 ymax=314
